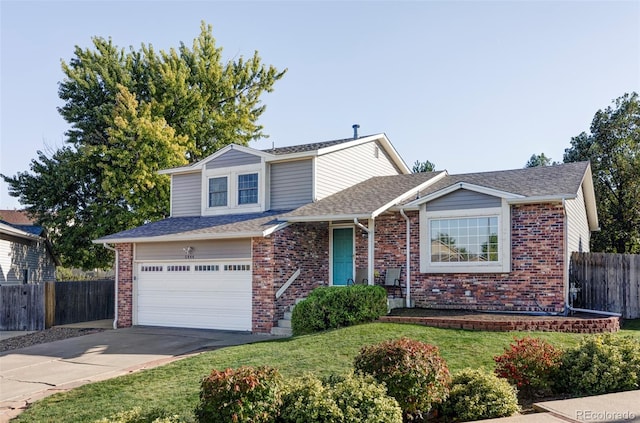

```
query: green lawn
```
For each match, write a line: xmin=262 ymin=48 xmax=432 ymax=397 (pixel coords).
xmin=15 ymin=321 xmax=640 ymax=422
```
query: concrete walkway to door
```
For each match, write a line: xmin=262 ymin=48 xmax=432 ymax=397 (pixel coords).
xmin=0 ymin=326 xmax=275 ymax=421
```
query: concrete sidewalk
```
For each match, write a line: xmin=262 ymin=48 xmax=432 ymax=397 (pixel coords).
xmin=0 ymin=326 xmax=276 ymax=421
xmin=480 ymin=390 xmax=640 ymax=422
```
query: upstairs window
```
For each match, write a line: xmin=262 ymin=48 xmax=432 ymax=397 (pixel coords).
xmin=238 ymin=173 xmax=258 ymax=204
xmin=209 ymin=176 xmax=228 ymax=207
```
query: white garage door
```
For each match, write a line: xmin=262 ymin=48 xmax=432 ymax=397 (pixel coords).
xmin=136 ymin=261 xmax=252 ymax=331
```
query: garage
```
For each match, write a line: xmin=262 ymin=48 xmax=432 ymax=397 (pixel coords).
xmin=136 ymin=260 xmax=252 ymax=331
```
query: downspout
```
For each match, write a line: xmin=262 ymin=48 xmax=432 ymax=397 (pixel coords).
xmin=400 ymin=208 xmax=412 ymax=308
xmin=354 ymin=218 xmax=375 ymax=285
xmin=103 ymin=243 xmax=118 ymax=329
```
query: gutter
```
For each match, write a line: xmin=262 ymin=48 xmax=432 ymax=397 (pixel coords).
xmin=399 ymin=208 xmax=412 ymax=308
xmin=102 ymin=243 xmax=118 ymax=330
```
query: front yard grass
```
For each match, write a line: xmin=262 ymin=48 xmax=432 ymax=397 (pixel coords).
xmin=15 ymin=321 xmax=640 ymax=422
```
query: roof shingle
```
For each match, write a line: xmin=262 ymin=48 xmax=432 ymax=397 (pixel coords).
xmin=96 ymin=210 xmax=291 ymax=242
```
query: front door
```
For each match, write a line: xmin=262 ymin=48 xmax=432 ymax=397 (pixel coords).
xmin=332 ymin=227 xmax=353 ymax=286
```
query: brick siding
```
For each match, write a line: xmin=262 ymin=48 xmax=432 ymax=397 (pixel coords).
xmin=371 ymin=204 xmax=566 ymax=313
xmin=114 ymin=203 xmax=568 ymax=333
xmin=115 ymin=243 xmax=133 ymax=328
xmin=252 ymin=222 xmax=330 ymax=333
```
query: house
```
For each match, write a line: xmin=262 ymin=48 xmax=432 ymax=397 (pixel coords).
xmin=0 ymin=210 xmax=58 ymax=284
xmin=94 ymin=133 xmax=598 ymax=334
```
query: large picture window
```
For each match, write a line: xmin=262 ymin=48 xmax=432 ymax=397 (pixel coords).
xmin=209 ymin=177 xmax=228 ymax=207
xmin=238 ymin=173 xmax=258 ymax=204
xmin=420 ymin=202 xmax=510 ymax=274
xmin=430 ymin=217 xmax=498 ymax=262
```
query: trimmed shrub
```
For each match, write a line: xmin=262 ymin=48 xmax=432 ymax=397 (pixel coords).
xmin=291 ymin=285 xmax=387 ymax=335
xmin=493 ymin=336 xmax=563 ymax=397
xmin=557 ymin=334 xmax=640 ymax=396
xmin=441 ymin=369 xmax=520 ymax=422
xmin=279 ymin=373 xmax=402 ymax=423
xmin=354 ymin=337 xmax=451 ymax=420
xmin=279 ymin=374 xmax=343 ymax=422
xmin=195 ymin=366 xmax=281 ymax=423
xmin=325 ymin=373 xmax=403 ymax=423
xmin=94 ymin=407 xmax=186 ymax=423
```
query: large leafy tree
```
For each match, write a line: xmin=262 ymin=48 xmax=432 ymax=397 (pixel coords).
xmin=412 ymin=160 xmax=436 ymax=173
xmin=3 ymin=23 xmax=286 ymax=269
xmin=524 ymin=153 xmax=558 ymax=168
xmin=563 ymin=92 xmax=640 ymax=253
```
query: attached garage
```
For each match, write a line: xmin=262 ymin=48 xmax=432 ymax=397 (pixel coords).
xmin=134 ymin=239 xmax=252 ymax=331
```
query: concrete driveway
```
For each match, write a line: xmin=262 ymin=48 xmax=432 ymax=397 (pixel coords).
xmin=0 ymin=326 xmax=273 ymax=421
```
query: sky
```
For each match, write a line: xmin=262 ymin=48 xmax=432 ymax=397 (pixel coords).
xmin=1 ymin=0 xmax=639 ymax=209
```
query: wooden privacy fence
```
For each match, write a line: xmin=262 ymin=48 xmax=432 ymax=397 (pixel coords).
xmin=0 ymin=284 xmax=45 ymax=331
xmin=570 ymin=252 xmax=640 ymax=318
xmin=55 ymin=279 xmax=114 ymax=325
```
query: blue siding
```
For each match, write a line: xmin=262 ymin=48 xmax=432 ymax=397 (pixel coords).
xmin=206 ymin=149 xmax=261 ymax=169
xmin=425 ymin=189 xmax=501 ymax=211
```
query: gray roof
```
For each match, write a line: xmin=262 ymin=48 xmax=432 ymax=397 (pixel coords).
xmin=0 ymin=220 xmax=44 ymax=237
xmin=262 ymin=135 xmax=374 ymax=155
xmin=284 ymin=172 xmax=443 ymax=219
xmin=95 ymin=210 xmax=291 ymax=243
xmin=96 ymin=162 xmax=592 ymax=242
xmin=414 ymin=161 xmax=590 ymax=201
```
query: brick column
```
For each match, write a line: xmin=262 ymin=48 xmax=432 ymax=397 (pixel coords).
xmin=252 ymin=237 xmax=275 ymax=333
xmin=115 ymin=243 xmax=133 ymax=328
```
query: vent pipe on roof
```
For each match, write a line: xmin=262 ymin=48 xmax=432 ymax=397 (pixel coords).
xmin=352 ymin=124 xmax=360 ymax=139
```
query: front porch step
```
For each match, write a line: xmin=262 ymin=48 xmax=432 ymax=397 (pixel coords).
xmin=278 ymin=319 xmax=291 ymax=328
xmin=270 ymin=297 xmax=305 ymax=337
xmin=271 ymin=326 xmax=293 ymax=336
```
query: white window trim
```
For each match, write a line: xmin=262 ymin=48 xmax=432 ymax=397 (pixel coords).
xmin=419 ymin=202 xmax=511 ymax=273
xmin=208 ymin=176 xmax=229 ymax=208
xmin=202 ymin=163 xmax=264 ymax=215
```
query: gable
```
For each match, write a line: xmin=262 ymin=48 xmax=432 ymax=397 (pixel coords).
xmin=206 ymin=149 xmax=261 ymax=169
xmin=424 ymin=189 xmax=501 ymax=212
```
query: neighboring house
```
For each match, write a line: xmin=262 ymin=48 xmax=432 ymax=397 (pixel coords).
xmin=94 ymin=133 xmax=598 ymax=334
xmin=0 ymin=210 xmax=58 ymax=284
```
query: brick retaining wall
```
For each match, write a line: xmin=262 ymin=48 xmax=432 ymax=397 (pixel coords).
xmin=378 ymin=315 xmax=620 ymax=333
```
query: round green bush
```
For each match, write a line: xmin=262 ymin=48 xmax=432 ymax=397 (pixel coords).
xmin=279 ymin=374 xmax=343 ymax=422
xmin=441 ymin=369 xmax=520 ymax=422
xmin=279 ymin=373 xmax=402 ymax=423
xmin=353 ymin=337 xmax=451 ymax=420
xmin=291 ymin=285 xmax=387 ymax=335
xmin=325 ymin=373 xmax=403 ymax=423
xmin=195 ymin=366 xmax=281 ymax=423
xmin=557 ymin=334 xmax=640 ymax=396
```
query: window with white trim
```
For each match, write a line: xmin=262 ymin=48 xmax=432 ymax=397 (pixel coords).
xmin=203 ymin=164 xmax=263 ymax=215
xmin=430 ymin=217 xmax=498 ymax=262
xmin=238 ymin=173 xmax=258 ymax=204
xmin=420 ymin=203 xmax=510 ymax=274
xmin=209 ymin=177 xmax=228 ymax=207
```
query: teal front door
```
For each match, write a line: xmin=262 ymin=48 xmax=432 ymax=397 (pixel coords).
xmin=332 ymin=227 xmax=353 ymax=286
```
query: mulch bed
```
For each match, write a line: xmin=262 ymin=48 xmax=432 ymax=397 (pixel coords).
xmin=0 ymin=327 xmax=105 ymax=353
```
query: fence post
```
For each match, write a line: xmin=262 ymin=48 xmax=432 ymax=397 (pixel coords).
xmin=45 ymin=282 xmax=56 ymax=328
